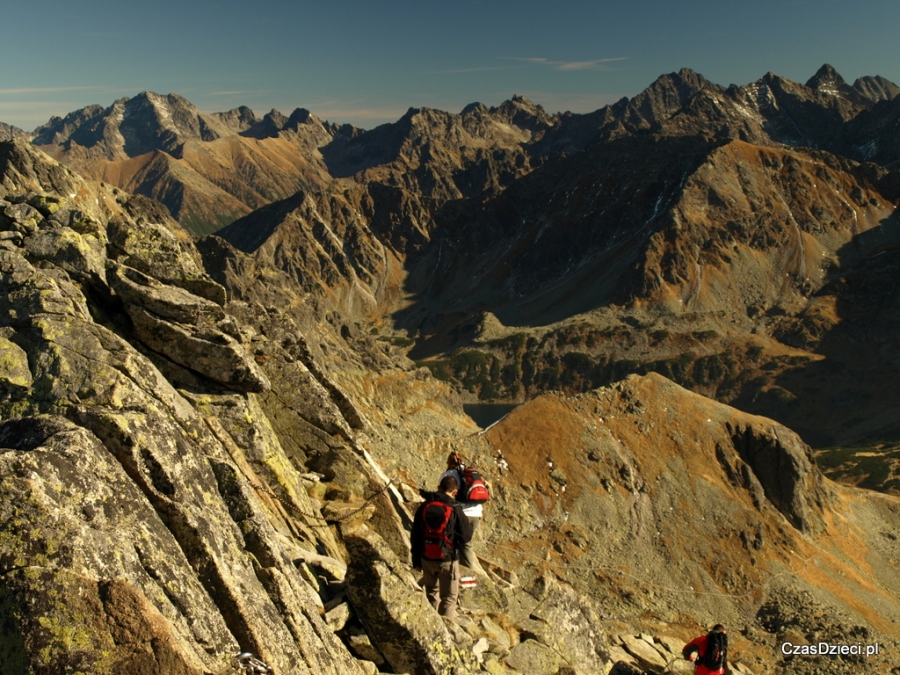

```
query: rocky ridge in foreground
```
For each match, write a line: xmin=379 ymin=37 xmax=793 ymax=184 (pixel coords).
xmin=0 ymin=141 xmax=619 ymax=674
xmin=2 ymin=139 xmax=899 ymax=675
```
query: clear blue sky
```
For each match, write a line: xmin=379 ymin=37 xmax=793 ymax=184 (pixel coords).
xmin=3 ymin=0 xmax=898 ymax=131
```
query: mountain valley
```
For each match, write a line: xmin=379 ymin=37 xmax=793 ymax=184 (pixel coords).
xmin=2 ymin=64 xmax=900 ymax=675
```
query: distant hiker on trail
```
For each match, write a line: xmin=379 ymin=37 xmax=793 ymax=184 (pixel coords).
xmin=440 ymin=451 xmax=488 ymax=574
xmin=411 ymin=474 xmax=473 ymax=620
xmin=682 ymin=624 xmax=729 ymax=675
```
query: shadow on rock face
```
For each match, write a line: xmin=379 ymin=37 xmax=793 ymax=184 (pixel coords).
xmin=0 ymin=415 xmax=73 ymax=452
xmin=343 ymin=529 xmax=480 ymax=675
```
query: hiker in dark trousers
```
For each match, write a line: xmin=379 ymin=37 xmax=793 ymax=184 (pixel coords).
xmin=440 ymin=452 xmax=485 ymax=573
xmin=411 ymin=474 xmax=473 ymax=620
xmin=683 ymin=624 xmax=729 ymax=675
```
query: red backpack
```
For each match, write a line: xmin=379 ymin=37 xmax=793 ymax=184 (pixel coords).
xmin=458 ymin=465 xmax=490 ymax=503
xmin=422 ymin=501 xmax=455 ymax=560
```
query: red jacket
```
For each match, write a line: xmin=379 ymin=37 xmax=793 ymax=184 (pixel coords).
xmin=683 ymin=633 xmax=728 ymax=675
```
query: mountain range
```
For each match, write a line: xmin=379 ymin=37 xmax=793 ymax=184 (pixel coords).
xmin=2 ymin=64 xmax=900 ymax=674
xmin=10 ymin=64 xmax=900 ymax=469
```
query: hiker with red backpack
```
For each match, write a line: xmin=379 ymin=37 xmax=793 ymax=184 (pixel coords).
xmin=682 ymin=624 xmax=729 ymax=675
xmin=411 ymin=474 xmax=474 ymax=620
xmin=440 ymin=452 xmax=489 ymax=574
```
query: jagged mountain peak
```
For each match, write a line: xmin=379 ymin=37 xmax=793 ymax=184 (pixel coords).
xmin=210 ymin=105 xmax=259 ymax=133
xmin=805 ymin=63 xmax=855 ymax=99
xmin=648 ymin=67 xmax=715 ymax=92
xmin=32 ymin=90 xmax=234 ymax=158
xmin=806 ymin=63 xmax=846 ymax=90
xmin=494 ymin=95 xmax=553 ymax=127
xmin=264 ymin=108 xmax=290 ymax=126
xmin=459 ymin=101 xmax=488 ymax=116
xmin=621 ymin=67 xmax=721 ymax=131
xmin=287 ymin=107 xmax=314 ymax=125
xmin=503 ymin=94 xmax=541 ymax=111
xmin=852 ymin=74 xmax=900 ymax=102
xmin=131 ymin=90 xmax=191 ymax=106
xmin=0 ymin=121 xmax=29 ymax=142
xmin=399 ymin=105 xmax=453 ymax=125
xmin=758 ymin=70 xmax=792 ymax=87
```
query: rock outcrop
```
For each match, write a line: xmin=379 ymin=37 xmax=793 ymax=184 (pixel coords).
xmin=0 ymin=141 xmax=371 ymax=673
xmin=0 ymin=140 xmax=647 ymax=675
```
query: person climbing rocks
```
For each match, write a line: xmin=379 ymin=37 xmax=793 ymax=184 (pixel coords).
xmin=411 ymin=474 xmax=473 ymax=620
xmin=682 ymin=624 xmax=729 ymax=675
xmin=440 ymin=451 xmax=487 ymax=574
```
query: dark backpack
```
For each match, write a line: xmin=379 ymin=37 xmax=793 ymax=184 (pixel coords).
xmin=422 ymin=501 xmax=455 ymax=561
xmin=457 ymin=465 xmax=490 ymax=503
xmin=702 ymin=630 xmax=727 ymax=669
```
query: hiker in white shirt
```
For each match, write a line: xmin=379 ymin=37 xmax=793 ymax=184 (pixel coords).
xmin=440 ymin=452 xmax=486 ymax=573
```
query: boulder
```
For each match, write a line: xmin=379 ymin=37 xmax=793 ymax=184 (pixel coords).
xmin=126 ymin=303 xmax=270 ymax=393
xmin=345 ymin=627 xmax=385 ymax=665
xmin=25 ymin=225 xmax=108 ymax=285
xmin=654 ymin=635 xmax=686 ymax=657
xmin=107 ymin=217 xmax=227 ymax=304
xmin=0 ymin=417 xmax=235 ymax=674
xmin=0 ymin=249 xmax=93 ymax=326
xmin=27 ymin=193 xmax=65 ymax=217
xmin=513 ymin=575 xmax=611 ymax=673
xmin=1 ymin=201 xmax=41 ymax=233
xmin=325 ymin=602 xmax=352 ymax=632
xmin=344 ymin=527 xmax=481 ymax=675
xmin=0 ymin=333 xmax=32 ymax=396
xmin=620 ymin=634 xmax=668 ymax=670
xmin=504 ymin=639 xmax=566 ymax=675
xmin=608 ymin=662 xmax=645 ymax=675
xmin=108 ymin=263 xmax=228 ymax=325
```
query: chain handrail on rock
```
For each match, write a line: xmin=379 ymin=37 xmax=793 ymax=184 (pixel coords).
xmin=248 ymin=476 xmax=399 ymax=527
xmin=216 ymin=652 xmax=273 ymax=674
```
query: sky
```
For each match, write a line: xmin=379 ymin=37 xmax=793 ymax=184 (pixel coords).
xmin=2 ymin=0 xmax=899 ymax=131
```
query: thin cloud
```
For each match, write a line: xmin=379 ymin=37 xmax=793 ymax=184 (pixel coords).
xmin=0 ymin=86 xmax=115 ymax=95
xmin=558 ymin=58 xmax=628 ymax=71
xmin=504 ymin=56 xmax=628 ymax=71
xmin=435 ymin=56 xmax=626 ymax=76
xmin=208 ymin=90 xmax=276 ymax=97
xmin=436 ymin=65 xmax=513 ymax=74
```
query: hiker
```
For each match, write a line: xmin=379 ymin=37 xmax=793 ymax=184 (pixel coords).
xmin=411 ymin=474 xmax=473 ymax=620
xmin=440 ymin=451 xmax=486 ymax=573
xmin=682 ymin=624 xmax=729 ymax=675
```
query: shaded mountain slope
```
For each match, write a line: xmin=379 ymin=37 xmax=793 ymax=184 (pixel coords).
xmin=399 ymin=135 xmax=897 ymax=333
xmin=379 ymin=76 xmax=900 ymax=448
